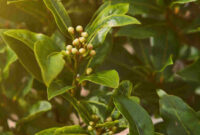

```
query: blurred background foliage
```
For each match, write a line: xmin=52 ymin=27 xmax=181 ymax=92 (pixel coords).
xmin=1 ymin=0 xmax=200 ymax=135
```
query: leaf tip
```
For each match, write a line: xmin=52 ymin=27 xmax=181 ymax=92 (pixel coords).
xmin=157 ymin=89 xmax=167 ymax=98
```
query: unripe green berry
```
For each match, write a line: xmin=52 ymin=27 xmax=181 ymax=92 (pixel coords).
xmin=87 ymin=125 xmax=93 ymax=131
xmin=90 ymin=50 xmax=96 ymax=56
xmin=89 ymin=121 xmax=95 ymax=126
xmin=76 ymin=25 xmax=83 ymax=32
xmin=106 ymin=117 xmax=112 ymax=122
xmin=61 ymin=50 xmax=66 ymax=55
xmin=91 ymin=114 xmax=96 ymax=120
xmin=68 ymin=27 xmax=74 ymax=34
xmin=71 ymin=48 xmax=78 ymax=54
xmin=108 ymin=131 xmax=113 ymax=135
xmin=91 ymin=114 xmax=99 ymax=121
xmin=87 ymin=44 xmax=93 ymax=50
xmin=86 ymin=68 xmax=93 ymax=75
xmin=79 ymin=37 xmax=86 ymax=43
xmin=112 ymin=126 xmax=117 ymax=132
xmin=79 ymin=48 xmax=86 ymax=54
xmin=72 ymin=38 xmax=79 ymax=46
xmin=66 ymin=50 xmax=70 ymax=55
xmin=81 ymin=32 xmax=88 ymax=38
xmin=66 ymin=45 xmax=73 ymax=50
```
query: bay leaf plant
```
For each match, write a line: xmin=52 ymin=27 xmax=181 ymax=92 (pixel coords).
xmin=1 ymin=0 xmax=200 ymax=135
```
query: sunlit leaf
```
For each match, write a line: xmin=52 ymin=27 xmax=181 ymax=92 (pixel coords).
xmin=43 ymin=0 xmax=72 ymax=38
xmin=79 ymin=70 xmax=119 ymax=88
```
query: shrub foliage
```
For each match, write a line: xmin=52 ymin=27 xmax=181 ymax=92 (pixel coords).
xmin=0 ymin=0 xmax=200 ymax=135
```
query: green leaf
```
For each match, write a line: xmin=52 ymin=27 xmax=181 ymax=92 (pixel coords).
xmin=7 ymin=0 xmax=48 ymax=24
xmin=0 ymin=132 xmax=13 ymax=135
xmin=171 ymin=0 xmax=197 ymax=7
xmin=47 ymin=80 xmax=74 ymax=100
xmin=83 ymin=100 xmax=108 ymax=121
xmin=113 ymin=80 xmax=133 ymax=97
xmin=1 ymin=30 xmax=49 ymax=81
xmin=86 ymin=2 xmax=135 ymax=45
xmin=34 ymin=39 xmax=65 ymax=86
xmin=17 ymin=101 xmax=52 ymax=125
xmin=86 ymin=2 xmax=110 ymax=29
xmin=151 ymin=30 xmax=178 ymax=72
xmin=178 ymin=58 xmax=200 ymax=82
xmin=156 ymin=89 xmax=167 ymax=98
xmin=2 ymin=47 xmax=17 ymax=79
xmin=36 ymin=125 xmax=87 ymax=135
xmin=89 ymin=34 xmax=113 ymax=66
xmin=88 ymin=15 xmax=140 ymax=44
xmin=113 ymin=96 xmax=154 ymax=135
xmin=51 ymin=30 xmax=66 ymax=50
xmin=20 ymin=76 xmax=34 ymax=98
xmin=54 ymin=125 xmax=88 ymax=135
xmin=156 ymin=55 xmax=173 ymax=72
xmin=87 ymin=3 xmax=129 ymax=34
xmin=90 ymin=27 xmax=111 ymax=47
xmin=115 ymin=23 xmax=164 ymax=39
xmin=95 ymin=120 xmax=119 ymax=128
xmin=63 ymin=93 xmax=91 ymax=124
xmin=155 ymin=132 xmax=164 ymax=135
xmin=108 ymin=0 xmax=163 ymax=15
xmin=79 ymin=70 xmax=119 ymax=88
xmin=43 ymin=0 xmax=72 ymax=38
xmin=35 ymin=127 xmax=57 ymax=135
xmin=159 ymin=93 xmax=200 ymax=135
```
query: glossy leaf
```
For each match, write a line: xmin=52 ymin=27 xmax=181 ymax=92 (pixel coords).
xmin=51 ymin=30 xmax=66 ymax=50
xmin=178 ymin=59 xmax=200 ymax=82
xmin=159 ymin=91 xmax=200 ymax=135
xmin=43 ymin=0 xmax=72 ymax=38
xmin=157 ymin=55 xmax=173 ymax=72
xmin=87 ymin=3 xmax=129 ymax=34
xmin=36 ymin=125 xmax=87 ymax=135
xmin=106 ymin=80 xmax=134 ymax=118
xmin=108 ymin=0 xmax=163 ymax=15
xmin=171 ymin=0 xmax=197 ymax=7
xmin=96 ymin=120 xmax=119 ymax=128
xmin=79 ymin=70 xmax=119 ymax=88
xmin=7 ymin=0 xmax=48 ymax=24
xmin=115 ymin=23 xmax=164 ymax=39
xmin=81 ymin=98 xmax=108 ymax=120
xmin=34 ymin=39 xmax=65 ymax=86
xmin=63 ymin=93 xmax=91 ymax=124
xmin=20 ymin=76 xmax=34 ymax=98
xmin=90 ymin=27 xmax=111 ymax=47
xmin=35 ymin=127 xmax=57 ymax=135
xmin=0 ymin=132 xmax=13 ymax=135
xmin=151 ymin=30 xmax=178 ymax=72
xmin=86 ymin=2 xmax=110 ymax=29
xmin=17 ymin=101 xmax=52 ymax=125
xmin=155 ymin=133 xmax=164 ymax=135
xmin=89 ymin=34 xmax=113 ymax=66
xmin=54 ymin=125 xmax=87 ymax=135
xmin=87 ymin=2 xmax=140 ymax=44
xmin=1 ymin=30 xmax=49 ymax=81
xmin=88 ymin=15 xmax=140 ymax=43
xmin=113 ymin=80 xmax=133 ymax=97
xmin=47 ymin=80 xmax=74 ymax=100
xmin=113 ymin=96 xmax=154 ymax=135
xmin=2 ymin=47 xmax=17 ymax=79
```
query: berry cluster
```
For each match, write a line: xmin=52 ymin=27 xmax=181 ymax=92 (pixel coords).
xmin=62 ymin=25 xmax=96 ymax=75
xmin=87 ymin=115 xmax=118 ymax=134
xmin=65 ymin=25 xmax=96 ymax=57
